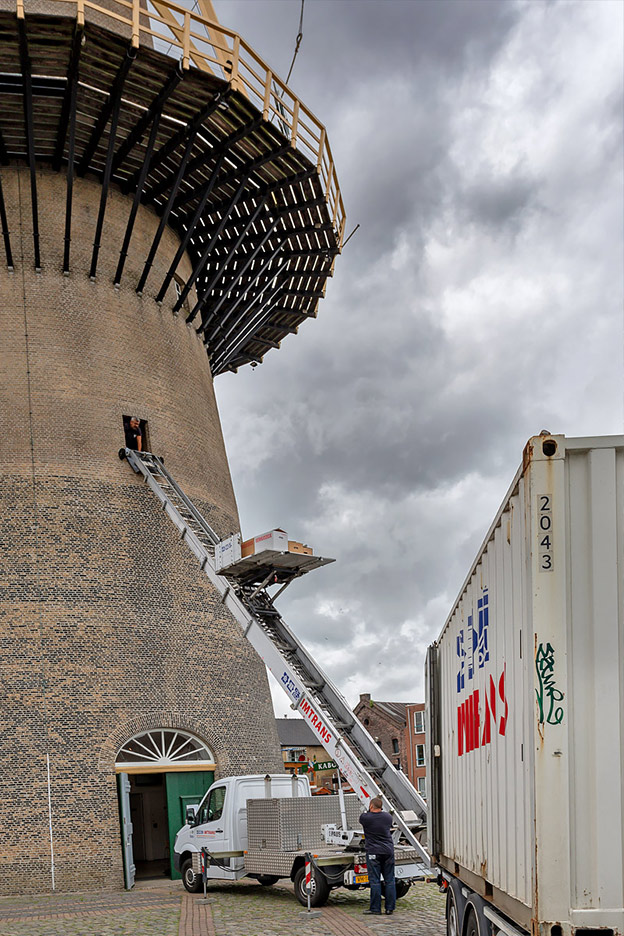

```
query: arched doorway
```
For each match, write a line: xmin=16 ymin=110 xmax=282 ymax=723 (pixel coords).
xmin=116 ymin=729 xmax=215 ymax=885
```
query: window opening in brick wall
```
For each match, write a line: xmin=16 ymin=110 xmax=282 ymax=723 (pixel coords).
xmin=416 ymin=744 xmax=426 ymax=767
xmin=123 ymin=415 xmax=150 ymax=453
xmin=173 ymin=274 xmax=190 ymax=312
xmin=392 ymin=738 xmax=399 ymax=754
xmin=116 ymin=729 xmax=215 ymax=769
xmin=417 ymin=776 xmax=426 ymax=797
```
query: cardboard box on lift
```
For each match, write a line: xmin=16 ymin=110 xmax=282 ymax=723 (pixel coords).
xmin=242 ymin=528 xmax=288 ymax=557
xmin=240 ymin=529 xmax=313 ymax=558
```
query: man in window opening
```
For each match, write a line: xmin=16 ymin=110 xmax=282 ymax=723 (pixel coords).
xmin=125 ymin=416 xmax=142 ymax=452
xmin=359 ymin=796 xmax=396 ymax=916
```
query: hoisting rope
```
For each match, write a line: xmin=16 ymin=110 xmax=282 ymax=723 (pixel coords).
xmin=284 ymin=0 xmax=305 ymax=87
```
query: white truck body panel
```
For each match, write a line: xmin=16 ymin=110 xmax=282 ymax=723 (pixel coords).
xmin=174 ymin=774 xmax=311 ymax=873
xmin=428 ymin=435 xmax=624 ymax=935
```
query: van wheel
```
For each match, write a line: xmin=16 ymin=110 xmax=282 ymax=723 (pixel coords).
xmin=257 ymin=874 xmax=279 ymax=886
xmin=395 ymin=879 xmax=411 ymax=899
xmin=181 ymin=858 xmax=202 ymax=893
xmin=294 ymin=865 xmax=330 ymax=907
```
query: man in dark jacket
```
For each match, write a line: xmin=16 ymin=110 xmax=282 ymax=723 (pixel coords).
xmin=124 ymin=416 xmax=142 ymax=452
xmin=359 ymin=796 xmax=396 ymax=915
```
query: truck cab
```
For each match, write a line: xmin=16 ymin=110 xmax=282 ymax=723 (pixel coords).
xmin=173 ymin=773 xmax=311 ymax=889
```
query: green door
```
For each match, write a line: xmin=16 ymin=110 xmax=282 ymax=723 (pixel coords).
xmin=165 ymin=771 xmax=214 ymax=879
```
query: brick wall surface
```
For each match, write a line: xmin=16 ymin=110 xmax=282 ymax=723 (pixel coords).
xmin=0 ymin=167 xmax=283 ymax=895
xmin=353 ymin=699 xmax=407 ymax=771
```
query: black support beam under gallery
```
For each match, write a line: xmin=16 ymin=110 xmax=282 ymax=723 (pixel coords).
xmin=111 ymin=64 xmax=184 ymax=177
xmin=78 ymin=48 xmax=135 ymax=178
xmin=154 ymin=153 xmax=226 ymax=304
xmin=89 ymin=48 xmax=136 ymax=279
xmin=114 ymin=105 xmax=163 ymax=286
xmin=0 ymin=173 xmax=14 ymax=270
xmin=53 ymin=23 xmax=84 ymax=173
xmin=172 ymin=175 xmax=250 ymax=315
xmin=125 ymin=89 xmax=230 ymax=196
xmin=135 ymin=126 xmax=200 ymax=295
xmin=17 ymin=11 xmax=40 ymax=270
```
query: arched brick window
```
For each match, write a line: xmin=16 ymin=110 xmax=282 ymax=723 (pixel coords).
xmin=115 ymin=729 xmax=215 ymax=769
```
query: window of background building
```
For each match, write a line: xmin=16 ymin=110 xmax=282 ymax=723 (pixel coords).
xmin=414 ymin=710 xmax=425 ymax=734
xmin=416 ymin=744 xmax=425 ymax=767
xmin=288 ymin=747 xmax=307 ymax=762
xmin=417 ymin=776 xmax=426 ymax=797
xmin=392 ymin=738 xmax=399 ymax=754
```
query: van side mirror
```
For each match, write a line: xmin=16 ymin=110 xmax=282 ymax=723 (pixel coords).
xmin=186 ymin=806 xmax=196 ymax=824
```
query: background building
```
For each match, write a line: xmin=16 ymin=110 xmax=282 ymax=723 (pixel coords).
xmin=354 ymin=695 xmax=427 ymax=797
xmin=276 ymin=717 xmax=336 ymax=791
xmin=0 ymin=0 xmax=342 ymax=894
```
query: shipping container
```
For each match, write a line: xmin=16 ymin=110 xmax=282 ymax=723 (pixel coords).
xmin=426 ymin=434 xmax=624 ymax=936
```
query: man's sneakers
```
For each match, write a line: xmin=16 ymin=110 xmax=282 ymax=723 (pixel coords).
xmin=363 ymin=910 xmax=381 ymax=915
xmin=385 ymin=910 xmax=394 ymax=915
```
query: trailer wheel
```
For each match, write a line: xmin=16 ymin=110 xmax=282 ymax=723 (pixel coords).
xmin=395 ymin=879 xmax=411 ymax=899
xmin=463 ymin=896 xmax=491 ymax=936
xmin=294 ymin=865 xmax=330 ymax=907
xmin=257 ymin=875 xmax=279 ymax=886
xmin=446 ymin=878 xmax=466 ymax=936
xmin=181 ymin=858 xmax=203 ymax=893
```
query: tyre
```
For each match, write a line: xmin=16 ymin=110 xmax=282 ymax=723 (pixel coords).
xmin=395 ymin=879 xmax=411 ymax=899
xmin=464 ymin=896 xmax=491 ymax=936
xmin=446 ymin=878 xmax=466 ymax=936
xmin=293 ymin=865 xmax=330 ymax=907
xmin=181 ymin=857 xmax=203 ymax=893
xmin=256 ymin=874 xmax=279 ymax=886
xmin=465 ymin=908 xmax=479 ymax=936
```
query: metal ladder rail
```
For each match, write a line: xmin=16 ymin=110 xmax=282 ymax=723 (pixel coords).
xmin=123 ymin=449 xmax=431 ymax=866
xmin=242 ymin=589 xmax=428 ymax=823
xmin=126 ymin=450 xmax=221 ymax=548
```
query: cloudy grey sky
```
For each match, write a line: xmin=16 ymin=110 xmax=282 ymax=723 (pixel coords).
xmin=209 ymin=0 xmax=623 ymax=717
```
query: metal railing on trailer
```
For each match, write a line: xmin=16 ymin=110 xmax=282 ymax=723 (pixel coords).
xmin=120 ymin=447 xmax=431 ymax=867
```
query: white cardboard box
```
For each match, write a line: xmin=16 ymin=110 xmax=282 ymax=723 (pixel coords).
xmin=252 ymin=528 xmax=288 ymax=554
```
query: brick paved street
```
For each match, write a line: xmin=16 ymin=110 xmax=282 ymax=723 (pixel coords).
xmin=0 ymin=878 xmax=446 ymax=936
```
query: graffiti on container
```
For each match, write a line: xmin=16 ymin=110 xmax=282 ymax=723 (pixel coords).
xmin=457 ymin=666 xmax=508 ymax=756
xmin=535 ymin=642 xmax=564 ymax=725
xmin=457 ymin=588 xmax=489 ymax=692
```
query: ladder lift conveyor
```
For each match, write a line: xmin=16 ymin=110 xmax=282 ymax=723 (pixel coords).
xmin=122 ymin=449 xmax=431 ymax=867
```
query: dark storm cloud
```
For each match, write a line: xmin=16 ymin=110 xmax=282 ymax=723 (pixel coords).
xmin=212 ymin=0 xmax=624 ymax=714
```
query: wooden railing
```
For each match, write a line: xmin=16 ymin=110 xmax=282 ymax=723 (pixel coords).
xmin=45 ymin=0 xmax=346 ymax=246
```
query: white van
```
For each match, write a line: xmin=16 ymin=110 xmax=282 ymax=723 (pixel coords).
xmin=173 ymin=773 xmax=310 ymax=889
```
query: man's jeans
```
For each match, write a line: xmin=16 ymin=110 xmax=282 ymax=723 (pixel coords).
xmin=367 ymin=853 xmax=396 ymax=913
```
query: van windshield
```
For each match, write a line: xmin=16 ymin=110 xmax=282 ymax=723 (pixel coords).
xmin=197 ymin=786 xmax=226 ymax=824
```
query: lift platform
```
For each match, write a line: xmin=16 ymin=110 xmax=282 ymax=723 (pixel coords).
xmin=217 ymin=549 xmax=334 ymax=588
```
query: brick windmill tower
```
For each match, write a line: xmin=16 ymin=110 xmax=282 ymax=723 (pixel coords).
xmin=0 ymin=0 xmax=344 ymax=893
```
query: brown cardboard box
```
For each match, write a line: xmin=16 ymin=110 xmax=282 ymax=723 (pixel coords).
xmin=288 ymin=540 xmax=313 ymax=556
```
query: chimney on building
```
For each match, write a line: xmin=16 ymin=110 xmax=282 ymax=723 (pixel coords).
xmin=360 ymin=693 xmax=371 ymax=703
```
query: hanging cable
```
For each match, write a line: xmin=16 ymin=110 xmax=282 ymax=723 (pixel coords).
xmin=284 ymin=0 xmax=304 ymax=86
xmin=273 ymin=0 xmax=304 ymax=135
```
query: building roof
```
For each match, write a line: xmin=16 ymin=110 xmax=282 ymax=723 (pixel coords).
xmin=373 ymin=701 xmax=408 ymax=723
xmin=275 ymin=718 xmax=320 ymax=747
xmin=356 ymin=696 xmax=422 ymax=726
